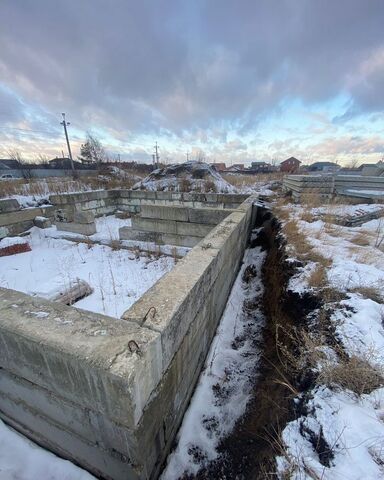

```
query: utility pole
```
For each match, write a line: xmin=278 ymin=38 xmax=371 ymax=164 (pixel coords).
xmin=186 ymin=151 xmax=189 ymax=161
xmin=154 ymin=141 xmax=160 ymax=168
xmin=60 ymin=113 xmax=75 ymax=175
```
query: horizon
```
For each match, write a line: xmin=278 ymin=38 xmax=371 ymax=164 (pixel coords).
xmin=0 ymin=1 xmax=383 ymax=166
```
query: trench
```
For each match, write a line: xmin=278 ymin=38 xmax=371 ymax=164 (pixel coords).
xmin=162 ymin=207 xmax=320 ymax=479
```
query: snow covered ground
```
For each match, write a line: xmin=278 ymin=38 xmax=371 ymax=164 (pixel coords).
xmin=162 ymin=241 xmax=266 ymax=478
xmin=276 ymin=200 xmax=384 ymax=479
xmin=0 ymin=419 xmax=95 ymax=480
xmin=0 ymin=216 xmax=175 ymax=318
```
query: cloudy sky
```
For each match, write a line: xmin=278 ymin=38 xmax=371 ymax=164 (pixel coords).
xmin=0 ymin=0 xmax=383 ymax=165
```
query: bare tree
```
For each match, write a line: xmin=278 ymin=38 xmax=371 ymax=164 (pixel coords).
xmin=195 ymin=149 xmax=206 ymax=163
xmin=8 ymin=149 xmax=33 ymax=179
xmin=36 ymin=153 xmax=50 ymax=166
xmin=347 ymin=158 xmax=360 ymax=169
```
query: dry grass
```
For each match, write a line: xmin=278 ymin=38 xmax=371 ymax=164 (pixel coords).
xmin=350 ymin=232 xmax=371 ymax=246
xmin=300 ymin=192 xmax=330 ymax=208
xmin=179 ymin=178 xmax=191 ymax=192
xmin=223 ymin=172 xmax=284 ymax=187
xmin=204 ymin=179 xmax=218 ymax=193
xmin=300 ymin=210 xmax=315 ymax=223
xmin=350 ymin=286 xmax=383 ymax=304
xmin=277 ymin=320 xmax=384 ymax=397
xmin=308 ymin=265 xmax=327 ymax=288
xmin=0 ymin=172 xmax=142 ymax=199
xmin=319 ymin=354 xmax=384 ymax=395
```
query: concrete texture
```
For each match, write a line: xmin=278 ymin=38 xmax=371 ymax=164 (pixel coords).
xmin=119 ymin=226 xmax=202 ymax=248
xmin=0 ymin=226 xmax=9 ymax=239
xmin=0 ymin=205 xmax=55 ymax=236
xmin=0 ymin=198 xmax=20 ymax=213
xmin=33 ymin=216 xmax=52 ymax=229
xmin=73 ymin=210 xmax=95 ymax=224
xmin=56 ymin=222 xmax=97 ymax=236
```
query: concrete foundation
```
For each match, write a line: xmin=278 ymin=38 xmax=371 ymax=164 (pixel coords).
xmin=0 ymin=191 xmax=256 ymax=479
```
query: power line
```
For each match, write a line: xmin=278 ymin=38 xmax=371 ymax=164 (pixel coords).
xmin=0 ymin=125 xmax=60 ymax=135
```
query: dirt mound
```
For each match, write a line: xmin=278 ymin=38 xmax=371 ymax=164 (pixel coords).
xmin=132 ymin=161 xmax=234 ymax=192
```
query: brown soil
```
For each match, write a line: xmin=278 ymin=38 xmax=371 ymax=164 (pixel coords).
xmin=185 ymin=209 xmax=321 ymax=479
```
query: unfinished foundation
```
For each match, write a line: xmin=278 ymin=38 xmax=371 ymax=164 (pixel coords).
xmin=0 ymin=190 xmax=256 ymax=479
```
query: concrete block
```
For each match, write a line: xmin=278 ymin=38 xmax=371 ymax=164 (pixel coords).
xmin=155 ymin=192 xmax=173 ymax=201
xmin=0 ymin=287 xmax=163 ymax=428
xmin=0 ymin=227 xmax=9 ymax=239
xmin=73 ymin=210 xmax=95 ymax=224
xmin=119 ymin=227 xmax=161 ymax=243
xmin=188 ymin=208 xmax=233 ymax=225
xmin=140 ymin=205 xmax=189 ymax=222
xmin=130 ymin=191 xmax=156 ymax=200
xmin=0 ymin=399 xmax=139 ymax=480
xmin=160 ymin=233 xmax=201 ymax=248
xmin=0 ymin=198 xmax=20 ymax=213
xmin=33 ymin=216 xmax=52 ymax=229
xmin=176 ymin=221 xmax=214 ymax=238
xmin=132 ymin=217 xmax=177 ymax=235
xmin=56 ymin=222 xmax=97 ymax=236
xmin=119 ymin=227 xmax=201 ymax=248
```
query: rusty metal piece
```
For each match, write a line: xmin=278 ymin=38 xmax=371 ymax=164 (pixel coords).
xmin=128 ymin=340 xmax=142 ymax=356
xmin=143 ymin=306 xmax=156 ymax=322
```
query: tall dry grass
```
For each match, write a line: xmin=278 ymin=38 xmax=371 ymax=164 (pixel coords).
xmin=0 ymin=172 xmax=143 ymax=199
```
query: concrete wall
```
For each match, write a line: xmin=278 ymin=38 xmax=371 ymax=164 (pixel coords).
xmin=0 ymin=190 xmax=248 ymax=237
xmin=120 ymin=204 xmax=235 ymax=247
xmin=0 ymin=198 xmax=55 ymax=237
xmin=0 ymin=193 xmax=256 ymax=479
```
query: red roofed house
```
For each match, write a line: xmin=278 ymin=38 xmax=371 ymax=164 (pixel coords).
xmin=280 ymin=157 xmax=301 ymax=173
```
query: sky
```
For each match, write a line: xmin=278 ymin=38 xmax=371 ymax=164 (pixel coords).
xmin=0 ymin=0 xmax=383 ymax=166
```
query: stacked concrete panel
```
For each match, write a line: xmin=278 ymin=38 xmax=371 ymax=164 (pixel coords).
xmin=282 ymin=175 xmax=334 ymax=200
xmin=0 ymin=194 xmax=257 ymax=480
xmin=283 ymin=174 xmax=384 ymax=201
xmin=120 ymin=204 xmax=235 ymax=247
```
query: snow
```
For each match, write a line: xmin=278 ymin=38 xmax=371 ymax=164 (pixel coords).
xmin=45 ymin=215 xmax=129 ymax=244
xmin=347 ymin=189 xmax=384 ymax=196
xmin=133 ymin=161 xmax=235 ymax=193
xmin=278 ymin=387 xmax=384 ymax=480
xmin=0 ymin=236 xmax=29 ymax=248
xmin=0 ymin=217 xmax=175 ymax=318
xmin=0 ymin=418 xmax=94 ymax=480
xmin=162 ymin=243 xmax=266 ymax=478
xmin=277 ymin=200 xmax=384 ymax=479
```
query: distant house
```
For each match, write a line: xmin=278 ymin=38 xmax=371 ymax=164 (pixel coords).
xmin=280 ymin=157 xmax=301 ymax=173
xmin=250 ymin=161 xmax=272 ymax=173
xmin=210 ymin=162 xmax=226 ymax=172
xmin=360 ymin=161 xmax=384 ymax=177
xmin=338 ymin=167 xmax=361 ymax=176
xmin=48 ymin=157 xmax=94 ymax=169
xmin=225 ymin=165 xmax=243 ymax=173
xmin=308 ymin=161 xmax=340 ymax=173
xmin=0 ymin=159 xmax=21 ymax=170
